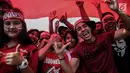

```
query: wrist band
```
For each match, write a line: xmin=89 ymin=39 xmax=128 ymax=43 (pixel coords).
xmin=18 ymin=59 xmax=28 ymax=69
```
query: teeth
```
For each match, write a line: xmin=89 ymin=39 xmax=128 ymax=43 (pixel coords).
xmin=82 ymin=31 xmax=88 ymax=36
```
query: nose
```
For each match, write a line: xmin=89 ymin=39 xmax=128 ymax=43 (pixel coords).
xmin=81 ymin=27 xmax=86 ymax=31
xmin=10 ymin=23 xmax=15 ymax=29
xmin=32 ymin=35 xmax=36 ymax=38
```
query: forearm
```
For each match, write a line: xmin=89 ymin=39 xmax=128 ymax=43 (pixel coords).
xmin=58 ymin=55 xmax=73 ymax=73
xmin=49 ymin=20 xmax=54 ymax=34
xmin=37 ymin=41 xmax=46 ymax=50
xmin=20 ymin=66 xmax=34 ymax=73
xmin=79 ymin=7 xmax=90 ymax=21
xmin=38 ymin=44 xmax=51 ymax=60
xmin=64 ymin=21 xmax=74 ymax=31
xmin=97 ymin=8 xmax=102 ymax=21
xmin=117 ymin=11 xmax=130 ymax=31
xmin=55 ymin=27 xmax=58 ymax=33
xmin=60 ymin=60 xmax=73 ymax=73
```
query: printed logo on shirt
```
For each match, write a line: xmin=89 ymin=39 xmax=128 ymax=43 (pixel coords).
xmin=44 ymin=57 xmax=60 ymax=64
xmin=84 ymin=41 xmax=108 ymax=60
xmin=46 ymin=66 xmax=60 ymax=73
xmin=112 ymin=39 xmax=127 ymax=57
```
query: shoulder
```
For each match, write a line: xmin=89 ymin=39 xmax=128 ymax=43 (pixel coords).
xmin=75 ymin=41 xmax=85 ymax=49
xmin=97 ymin=31 xmax=115 ymax=42
xmin=98 ymin=31 xmax=115 ymax=38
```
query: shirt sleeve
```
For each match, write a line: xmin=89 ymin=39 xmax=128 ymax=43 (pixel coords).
xmin=71 ymin=43 xmax=82 ymax=59
xmin=27 ymin=45 xmax=38 ymax=73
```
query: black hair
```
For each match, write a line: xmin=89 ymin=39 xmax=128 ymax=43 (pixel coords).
xmin=64 ymin=30 xmax=78 ymax=48
xmin=58 ymin=26 xmax=69 ymax=35
xmin=27 ymin=29 xmax=40 ymax=39
xmin=83 ymin=21 xmax=96 ymax=31
xmin=0 ymin=1 xmax=13 ymax=9
xmin=101 ymin=12 xmax=114 ymax=20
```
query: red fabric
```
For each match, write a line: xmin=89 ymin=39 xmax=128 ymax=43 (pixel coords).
xmin=0 ymin=44 xmax=38 ymax=73
xmin=10 ymin=0 xmax=130 ymax=19
xmin=71 ymin=31 xmax=118 ymax=73
xmin=42 ymin=52 xmax=69 ymax=73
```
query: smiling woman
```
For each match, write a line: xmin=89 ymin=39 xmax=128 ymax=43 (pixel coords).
xmin=0 ymin=8 xmax=38 ymax=73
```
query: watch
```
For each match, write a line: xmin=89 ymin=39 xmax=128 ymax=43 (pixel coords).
xmin=18 ymin=59 xmax=28 ymax=69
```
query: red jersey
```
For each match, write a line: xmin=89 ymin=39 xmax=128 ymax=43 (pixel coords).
xmin=42 ymin=52 xmax=69 ymax=73
xmin=71 ymin=31 xmax=118 ymax=73
xmin=0 ymin=44 xmax=38 ymax=73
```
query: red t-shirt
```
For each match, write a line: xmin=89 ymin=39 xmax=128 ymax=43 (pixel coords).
xmin=71 ymin=31 xmax=119 ymax=73
xmin=42 ymin=52 xmax=69 ymax=73
xmin=0 ymin=44 xmax=38 ymax=73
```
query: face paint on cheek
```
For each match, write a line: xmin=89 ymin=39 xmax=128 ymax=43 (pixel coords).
xmin=4 ymin=26 xmax=22 ymax=33
xmin=4 ymin=26 xmax=9 ymax=32
xmin=17 ymin=27 xmax=22 ymax=30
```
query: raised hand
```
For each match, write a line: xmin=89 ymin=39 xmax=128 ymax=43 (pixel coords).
xmin=105 ymin=0 xmax=119 ymax=12
xmin=59 ymin=12 xmax=67 ymax=23
xmin=76 ymin=1 xmax=84 ymax=7
xmin=54 ymin=42 xmax=70 ymax=56
xmin=49 ymin=10 xmax=57 ymax=21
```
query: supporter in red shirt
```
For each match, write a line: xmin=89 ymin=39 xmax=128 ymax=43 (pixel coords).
xmin=39 ymin=33 xmax=70 ymax=73
xmin=37 ymin=31 xmax=50 ymax=49
xmin=0 ymin=8 xmax=38 ymax=73
xmin=63 ymin=30 xmax=78 ymax=54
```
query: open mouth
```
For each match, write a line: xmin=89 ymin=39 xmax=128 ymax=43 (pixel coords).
xmin=82 ymin=30 xmax=90 ymax=38
xmin=108 ymin=22 xmax=116 ymax=27
xmin=107 ymin=22 xmax=116 ymax=30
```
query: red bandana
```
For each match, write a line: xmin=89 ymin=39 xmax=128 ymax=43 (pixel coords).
xmin=3 ymin=10 xmax=24 ymax=21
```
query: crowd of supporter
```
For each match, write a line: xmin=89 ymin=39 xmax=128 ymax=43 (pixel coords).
xmin=0 ymin=0 xmax=130 ymax=73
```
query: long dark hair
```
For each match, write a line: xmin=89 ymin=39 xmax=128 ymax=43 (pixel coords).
xmin=27 ymin=29 xmax=40 ymax=39
xmin=0 ymin=8 xmax=33 ymax=48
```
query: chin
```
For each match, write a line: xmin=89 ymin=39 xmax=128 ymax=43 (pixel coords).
xmin=84 ymin=37 xmax=91 ymax=41
xmin=8 ymin=34 xmax=18 ymax=38
xmin=69 ymin=45 xmax=73 ymax=48
xmin=84 ymin=35 xmax=92 ymax=41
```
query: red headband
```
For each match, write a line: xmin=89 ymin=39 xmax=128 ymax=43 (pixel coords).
xmin=3 ymin=10 xmax=24 ymax=21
